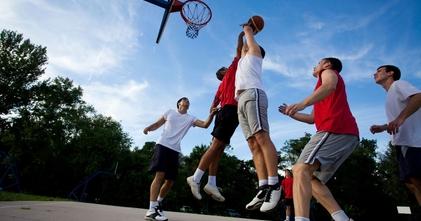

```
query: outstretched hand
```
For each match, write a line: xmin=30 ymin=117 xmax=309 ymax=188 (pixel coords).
xmin=278 ymin=103 xmax=288 ymax=115
xmin=143 ymin=127 xmax=149 ymax=135
xmin=369 ymin=124 xmax=386 ymax=134
xmin=285 ymin=102 xmax=306 ymax=116
xmin=386 ymin=117 xmax=405 ymax=135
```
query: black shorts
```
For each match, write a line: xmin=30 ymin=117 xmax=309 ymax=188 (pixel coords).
xmin=211 ymin=105 xmax=239 ymax=144
xmin=284 ymin=198 xmax=293 ymax=206
xmin=149 ymin=144 xmax=180 ymax=180
xmin=395 ymin=145 xmax=421 ymax=182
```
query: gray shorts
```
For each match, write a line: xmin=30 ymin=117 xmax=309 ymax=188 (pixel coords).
xmin=237 ymin=88 xmax=269 ymax=140
xmin=296 ymin=132 xmax=359 ymax=184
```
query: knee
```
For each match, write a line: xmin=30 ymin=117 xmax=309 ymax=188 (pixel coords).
xmin=292 ymin=164 xmax=312 ymax=179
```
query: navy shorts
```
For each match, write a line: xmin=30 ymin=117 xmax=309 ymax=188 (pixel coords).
xmin=395 ymin=145 xmax=421 ymax=182
xmin=211 ymin=105 xmax=239 ymax=144
xmin=149 ymin=144 xmax=180 ymax=180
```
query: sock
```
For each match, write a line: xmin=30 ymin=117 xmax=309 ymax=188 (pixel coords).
xmin=207 ymin=175 xmax=216 ymax=186
xmin=149 ymin=201 xmax=158 ymax=210
xmin=295 ymin=217 xmax=310 ymax=221
xmin=268 ymin=176 xmax=279 ymax=185
xmin=258 ymin=179 xmax=268 ymax=187
xmin=331 ymin=210 xmax=349 ymax=221
xmin=193 ymin=168 xmax=205 ymax=183
xmin=285 ymin=216 xmax=289 ymax=221
xmin=157 ymin=196 xmax=164 ymax=203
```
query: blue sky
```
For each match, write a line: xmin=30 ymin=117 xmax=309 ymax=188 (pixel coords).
xmin=1 ymin=0 xmax=420 ymax=160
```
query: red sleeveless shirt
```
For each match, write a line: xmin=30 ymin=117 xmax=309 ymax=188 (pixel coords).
xmin=313 ymin=71 xmax=359 ymax=136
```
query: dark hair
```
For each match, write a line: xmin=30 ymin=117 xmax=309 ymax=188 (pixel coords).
xmin=377 ymin=65 xmax=401 ymax=80
xmin=177 ymin=97 xmax=189 ymax=108
xmin=216 ymin=67 xmax=227 ymax=81
xmin=324 ymin=57 xmax=342 ymax=72
xmin=259 ymin=46 xmax=265 ymax=58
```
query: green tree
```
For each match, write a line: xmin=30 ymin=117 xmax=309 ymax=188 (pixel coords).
xmin=0 ymin=29 xmax=47 ymax=130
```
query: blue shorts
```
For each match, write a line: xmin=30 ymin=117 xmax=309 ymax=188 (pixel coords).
xmin=395 ymin=145 xmax=421 ymax=182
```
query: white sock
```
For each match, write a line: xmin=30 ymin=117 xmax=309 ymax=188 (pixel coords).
xmin=295 ymin=217 xmax=310 ymax=221
xmin=207 ymin=176 xmax=216 ymax=186
xmin=193 ymin=168 xmax=205 ymax=183
xmin=268 ymin=176 xmax=279 ymax=185
xmin=157 ymin=196 xmax=164 ymax=203
xmin=285 ymin=215 xmax=289 ymax=221
xmin=258 ymin=179 xmax=268 ymax=187
xmin=149 ymin=201 xmax=158 ymax=210
xmin=331 ymin=210 xmax=349 ymax=221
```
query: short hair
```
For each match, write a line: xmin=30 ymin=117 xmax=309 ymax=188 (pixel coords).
xmin=377 ymin=65 xmax=401 ymax=80
xmin=177 ymin=97 xmax=189 ymax=108
xmin=324 ymin=57 xmax=342 ymax=72
xmin=259 ymin=46 xmax=265 ymax=58
xmin=216 ymin=67 xmax=227 ymax=81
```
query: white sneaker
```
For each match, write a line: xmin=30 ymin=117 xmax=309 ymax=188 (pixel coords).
xmin=203 ymin=184 xmax=225 ymax=202
xmin=187 ymin=176 xmax=202 ymax=200
xmin=260 ymin=185 xmax=281 ymax=212
xmin=245 ymin=185 xmax=268 ymax=210
xmin=145 ymin=207 xmax=168 ymax=221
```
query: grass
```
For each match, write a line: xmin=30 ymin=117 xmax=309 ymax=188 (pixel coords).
xmin=0 ymin=191 xmax=69 ymax=201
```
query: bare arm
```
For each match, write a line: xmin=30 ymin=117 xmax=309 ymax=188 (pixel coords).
xmin=279 ymin=103 xmax=314 ymax=124
xmin=243 ymin=25 xmax=261 ymax=58
xmin=193 ymin=108 xmax=218 ymax=128
xmin=285 ymin=70 xmax=338 ymax=116
xmin=236 ymin=31 xmax=245 ymax=57
xmin=387 ymin=93 xmax=421 ymax=134
xmin=143 ymin=116 xmax=166 ymax=135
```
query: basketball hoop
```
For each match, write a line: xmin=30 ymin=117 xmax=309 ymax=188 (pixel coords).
xmin=180 ymin=0 xmax=212 ymax=39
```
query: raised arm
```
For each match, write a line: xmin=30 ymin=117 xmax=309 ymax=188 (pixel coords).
xmin=193 ymin=108 xmax=218 ymax=128
xmin=143 ymin=116 xmax=166 ymax=135
xmin=387 ymin=92 xmax=421 ymax=134
xmin=243 ymin=25 xmax=261 ymax=58
xmin=285 ymin=70 xmax=338 ymax=116
xmin=236 ymin=31 xmax=245 ymax=57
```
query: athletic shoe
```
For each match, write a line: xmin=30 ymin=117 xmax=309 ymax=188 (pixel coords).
xmin=144 ymin=206 xmax=168 ymax=221
xmin=203 ymin=184 xmax=225 ymax=202
xmin=187 ymin=176 xmax=202 ymax=200
xmin=260 ymin=184 xmax=281 ymax=212
xmin=245 ymin=185 xmax=268 ymax=210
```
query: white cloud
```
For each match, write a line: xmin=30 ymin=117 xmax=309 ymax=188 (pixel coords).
xmin=0 ymin=0 xmax=140 ymax=77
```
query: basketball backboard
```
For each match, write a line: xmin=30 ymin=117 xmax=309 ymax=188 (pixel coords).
xmin=144 ymin=0 xmax=183 ymax=44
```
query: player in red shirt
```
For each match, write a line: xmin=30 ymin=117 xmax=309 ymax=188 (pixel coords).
xmin=187 ymin=31 xmax=244 ymax=202
xmin=279 ymin=57 xmax=358 ymax=221
xmin=281 ymin=169 xmax=294 ymax=221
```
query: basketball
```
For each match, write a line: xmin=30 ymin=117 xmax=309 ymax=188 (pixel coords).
xmin=248 ymin=15 xmax=264 ymax=33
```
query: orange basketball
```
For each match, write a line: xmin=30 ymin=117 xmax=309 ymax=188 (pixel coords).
xmin=248 ymin=15 xmax=264 ymax=33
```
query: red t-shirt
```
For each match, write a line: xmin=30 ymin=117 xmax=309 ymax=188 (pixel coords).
xmin=213 ymin=57 xmax=239 ymax=107
xmin=281 ymin=177 xmax=293 ymax=199
xmin=313 ymin=71 xmax=359 ymax=136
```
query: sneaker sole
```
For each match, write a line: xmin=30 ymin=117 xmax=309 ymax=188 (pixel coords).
xmin=203 ymin=188 xmax=225 ymax=202
xmin=145 ymin=216 xmax=168 ymax=221
xmin=245 ymin=201 xmax=263 ymax=210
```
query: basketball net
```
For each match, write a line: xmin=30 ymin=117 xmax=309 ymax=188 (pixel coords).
xmin=180 ymin=0 xmax=212 ymax=39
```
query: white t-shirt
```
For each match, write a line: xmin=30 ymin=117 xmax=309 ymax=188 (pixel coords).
xmin=157 ymin=109 xmax=197 ymax=153
xmin=235 ymin=54 xmax=264 ymax=100
xmin=386 ymin=80 xmax=421 ymax=147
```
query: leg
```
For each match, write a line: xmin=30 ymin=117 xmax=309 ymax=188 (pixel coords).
xmin=311 ymin=178 xmax=342 ymax=214
xmin=158 ymin=179 xmax=174 ymax=199
xmin=293 ymin=162 xmax=319 ymax=218
xmin=150 ymin=172 xmax=166 ymax=201
xmin=254 ymin=130 xmax=278 ymax=178
xmin=199 ymin=138 xmax=226 ymax=174
xmin=248 ymin=136 xmax=267 ymax=180
xmin=406 ymin=177 xmax=421 ymax=206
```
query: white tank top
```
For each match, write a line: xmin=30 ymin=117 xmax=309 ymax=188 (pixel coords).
xmin=235 ymin=54 xmax=264 ymax=100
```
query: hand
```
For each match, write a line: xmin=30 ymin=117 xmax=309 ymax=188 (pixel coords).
xmin=386 ymin=117 xmax=405 ymax=135
xmin=278 ymin=103 xmax=288 ymax=115
xmin=242 ymin=24 xmax=253 ymax=33
xmin=285 ymin=102 xmax=306 ymax=116
xmin=143 ymin=127 xmax=149 ymax=135
xmin=369 ymin=124 xmax=387 ymax=134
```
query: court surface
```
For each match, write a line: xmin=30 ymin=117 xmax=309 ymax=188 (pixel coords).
xmin=0 ymin=201 xmax=267 ymax=221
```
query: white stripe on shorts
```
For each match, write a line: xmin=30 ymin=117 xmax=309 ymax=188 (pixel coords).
xmin=254 ymin=88 xmax=262 ymax=131
xmin=305 ymin=132 xmax=330 ymax=164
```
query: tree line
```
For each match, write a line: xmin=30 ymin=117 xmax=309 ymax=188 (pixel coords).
xmin=0 ymin=29 xmax=416 ymax=220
